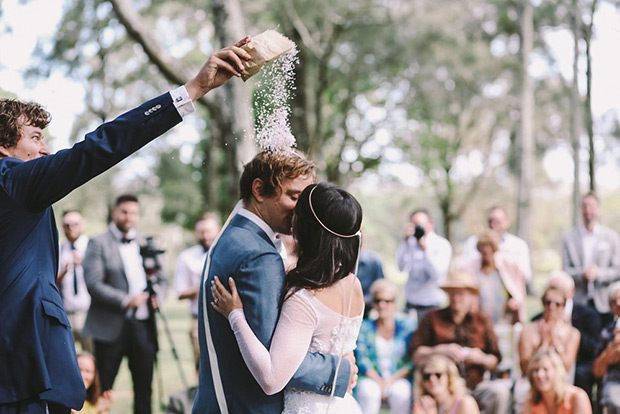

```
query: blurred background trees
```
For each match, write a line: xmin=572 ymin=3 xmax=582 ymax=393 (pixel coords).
xmin=2 ymin=0 xmax=619 ymax=255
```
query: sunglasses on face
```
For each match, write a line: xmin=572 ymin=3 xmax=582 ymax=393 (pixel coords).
xmin=422 ymin=372 xmax=444 ymax=381
xmin=373 ymin=298 xmax=395 ymax=305
xmin=542 ymin=299 xmax=565 ymax=307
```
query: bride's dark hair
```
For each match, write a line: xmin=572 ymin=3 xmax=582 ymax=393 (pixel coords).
xmin=281 ymin=182 xmax=363 ymax=304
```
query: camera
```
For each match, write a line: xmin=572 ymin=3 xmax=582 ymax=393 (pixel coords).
xmin=140 ymin=236 xmax=165 ymax=276
xmin=413 ymin=225 xmax=426 ymax=240
xmin=140 ymin=237 xmax=165 ymax=298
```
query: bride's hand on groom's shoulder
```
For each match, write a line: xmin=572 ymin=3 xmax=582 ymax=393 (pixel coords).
xmin=211 ymin=276 xmax=243 ymax=317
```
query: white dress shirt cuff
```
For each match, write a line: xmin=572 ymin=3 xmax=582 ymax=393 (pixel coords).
xmin=170 ymin=85 xmax=196 ymax=118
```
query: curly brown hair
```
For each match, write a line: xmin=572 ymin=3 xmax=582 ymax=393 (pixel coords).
xmin=0 ymin=99 xmax=51 ymax=149
xmin=239 ymin=150 xmax=315 ymax=203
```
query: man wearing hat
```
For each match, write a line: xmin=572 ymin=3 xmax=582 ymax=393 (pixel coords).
xmin=409 ymin=271 xmax=510 ymax=413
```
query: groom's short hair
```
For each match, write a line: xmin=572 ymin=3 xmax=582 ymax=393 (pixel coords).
xmin=239 ymin=150 xmax=315 ymax=203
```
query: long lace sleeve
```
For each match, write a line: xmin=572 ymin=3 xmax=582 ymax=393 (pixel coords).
xmin=227 ymin=290 xmax=318 ymax=395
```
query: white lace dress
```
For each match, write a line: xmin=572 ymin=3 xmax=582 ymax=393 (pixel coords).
xmin=228 ymin=288 xmax=363 ymax=414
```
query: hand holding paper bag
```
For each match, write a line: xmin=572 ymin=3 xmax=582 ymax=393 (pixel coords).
xmin=241 ymin=30 xmax=295 ymax=81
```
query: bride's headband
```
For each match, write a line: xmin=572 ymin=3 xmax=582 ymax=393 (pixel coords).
xmin=308 ymin=185 xmax=361 ymax=239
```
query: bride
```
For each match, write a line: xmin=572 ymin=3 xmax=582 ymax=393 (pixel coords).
xmin=211 ymin=182 xmax=364 ymax=413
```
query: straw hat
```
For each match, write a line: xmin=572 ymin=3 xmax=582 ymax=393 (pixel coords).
xmin=440 ymin=270 xmax=479 ymax=294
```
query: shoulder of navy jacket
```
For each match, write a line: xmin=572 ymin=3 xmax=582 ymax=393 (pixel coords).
xmin=144 ymin=104 xmax=163 ymax=116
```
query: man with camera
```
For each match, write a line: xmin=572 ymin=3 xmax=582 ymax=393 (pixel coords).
xmin=397 ymin=209 xmax=452 ymax=322
xmin=83 ymin=194 xmax=167 ymax=414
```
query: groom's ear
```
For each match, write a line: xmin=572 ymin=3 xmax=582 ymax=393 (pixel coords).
xmin=251 ymin=178 xmax=266 ymax=202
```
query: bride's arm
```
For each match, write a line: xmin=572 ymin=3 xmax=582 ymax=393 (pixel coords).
xmin=213 ymin=277 xmax=317 ymax=395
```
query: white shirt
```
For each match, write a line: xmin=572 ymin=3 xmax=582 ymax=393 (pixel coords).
xmin=109 ymin=223 xmax=150 ymax=320
xmin=579 ymin=224 xmax=601 ymax=300
xmin=238 ymin=208 xmax=286 ymax=257
xmin=579 ymin=224 xmax=600 ymax=268
xmin=169 ymin=86 xmax=196 ymax=117
xmin=175 ymin=244 xmax=208 ymax=317
xmin=462 ymin=232 xmax=533 ymax=281
xmin=397 ymin=231 xmax=452 ymax=306
xmin=58 ymin=235 xmax=91 ymax=313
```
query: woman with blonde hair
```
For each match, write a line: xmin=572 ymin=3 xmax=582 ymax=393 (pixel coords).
xmin=523 ymin=349 xmax=591 ymax=414
xmin=355 ymin=279 xmax=416 ymax=414
xmin=519 ymin=287 xmax=580 ymax=376
xmin=412 ymin=354 xmax=479 ymax=414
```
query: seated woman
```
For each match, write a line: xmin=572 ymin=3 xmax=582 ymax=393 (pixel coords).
xmin=354 ymin=279 xmax=416 ymax=414
xmin=73 ymin=352 xmax=113 ymax=414
xmin=523 ymin=349 xmax=591 ymax=414
xmin=593 ymin=281 xmax=620 ymax=414
xmin=519 ymin=286 xmax=580 ymax=376
xmin=412 ymin=354 xmax=479 ymax=414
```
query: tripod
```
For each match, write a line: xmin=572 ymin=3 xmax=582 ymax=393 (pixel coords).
xmin=141 ymin=237 xmax=189 ymax=411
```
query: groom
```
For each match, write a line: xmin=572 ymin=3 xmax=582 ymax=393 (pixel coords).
xmin=193 ymin=150 xmax=355 ymax=413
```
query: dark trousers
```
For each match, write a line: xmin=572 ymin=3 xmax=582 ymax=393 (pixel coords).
xmin=0 ymin=400 xmax=68 ymax=414
xmin=95 ymin=318 xmax=157 ymax=414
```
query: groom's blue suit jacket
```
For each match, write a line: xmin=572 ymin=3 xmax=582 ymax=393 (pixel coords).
xmin=193 ymin=214 xmax=351 ymax=413
xmin=0 ymin=93 xmax=181 ymax=411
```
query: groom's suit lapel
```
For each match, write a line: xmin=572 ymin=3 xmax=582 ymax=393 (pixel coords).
xmin=230 ymin=214 xmax=277 ymax=250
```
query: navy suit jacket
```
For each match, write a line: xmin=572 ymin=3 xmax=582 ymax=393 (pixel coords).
xmin=193 ymin=214 xmax=351 ymax=414
xmin=0 ymin=93 xmax=181 ymax=410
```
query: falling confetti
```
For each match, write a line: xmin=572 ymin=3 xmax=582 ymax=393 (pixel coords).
xmin=253 ymin=47 xmax=299 ymax=154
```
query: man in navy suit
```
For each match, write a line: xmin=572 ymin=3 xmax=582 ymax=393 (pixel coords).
xmin=0 ymin=38 xmax=251 ymax=414
xmin=193 ymin=151 xmax=357 ymax=414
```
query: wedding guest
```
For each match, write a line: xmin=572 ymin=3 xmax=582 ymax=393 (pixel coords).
xmin=355 ymin=279 xmax=415 ymax=414
xmin=562 ymin=191 xmax=620 ymax=326
xmin=57 ymin=209 xmax=93 ymax=352
xmin=0 ymin=37 xmax=251 ymax=414
xmin=357 ymin=245 xmax=386 ymax=316
xmin=397 ymin=209 xmax=451 ymax=322
xmin=175 ymin=212 xmax=221 ymax=369
xmin=523 ymin=349 xmax=591 ymax=414
xmin=519 ymin=287 xmax=580 ymax=376
xmin=458 ymin=231 xmax=526 ymax=324
xmin=73 ymin=352 xmax=113 ymax=414
xmin=410 ymin=271 xmax=510 ymax=413
xmin=531 ymin=271 xmax=601 ymax=403
xmin=593 ymin=281 xmax=620 ymax=413
xmin=412 ymin=354 xmax=479 ymax=414
xmin=462 ymin=206 xmax=533 ymax=285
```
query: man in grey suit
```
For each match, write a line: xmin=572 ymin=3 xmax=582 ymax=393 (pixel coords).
xmin=562 ymin=191 xmax=620 ymax=325
xmin=83 ymin=194 xmax=167 ymax=414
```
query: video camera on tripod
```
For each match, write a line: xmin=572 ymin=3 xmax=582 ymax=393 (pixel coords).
xmin=140 ymin=236 xmax=165 ymax=298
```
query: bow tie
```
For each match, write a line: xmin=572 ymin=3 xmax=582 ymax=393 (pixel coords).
xmin=121 ymin=237 xmax=133 ymax=244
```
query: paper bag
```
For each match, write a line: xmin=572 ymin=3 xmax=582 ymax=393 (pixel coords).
xmin=241 ymin=30 xmax=295 ymax=81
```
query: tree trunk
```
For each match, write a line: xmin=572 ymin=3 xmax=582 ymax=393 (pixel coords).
xmin=109 ymin=0 xmax=255 ymax=212
xmin=516 ymin=0 xmax=534 ymax=245
xmin=571 ymin=0 xmax=582 ymax=226
xmin=211 ymin=0 xmax=256 ymax=210
xmin=584 ymin=0 xmax=598 ymax=192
